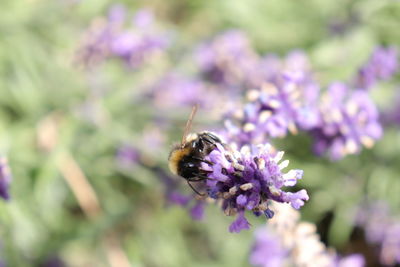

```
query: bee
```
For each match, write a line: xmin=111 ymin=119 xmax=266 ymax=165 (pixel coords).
xmin=168 ymin=105 xmax=225 ymax=195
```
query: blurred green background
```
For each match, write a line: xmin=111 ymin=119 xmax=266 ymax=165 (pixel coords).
xmin=0 ymin=0 xmax=399 ymax=266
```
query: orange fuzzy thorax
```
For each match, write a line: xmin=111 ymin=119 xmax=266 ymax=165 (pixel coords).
xmin=168 ymin=146 xmax=191 ymax=175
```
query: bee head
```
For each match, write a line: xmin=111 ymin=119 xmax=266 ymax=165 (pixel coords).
xmin=184 ymin=133 xmax=198 ymax=144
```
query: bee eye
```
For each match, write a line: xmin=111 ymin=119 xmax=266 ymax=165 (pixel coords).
xmin=191 ymin=140 xmax=198 ymax=147
xmin=192 ymin=139 xmax=204 ymax=151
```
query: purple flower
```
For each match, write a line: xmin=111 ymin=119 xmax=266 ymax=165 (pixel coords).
xmin=76 ymin=5 xmax=125 ymax=66
xmin=116 ymin=145 xmax=140 ymax=167
xmin=190 ymin=201 xmax=205 ymax=220
xmin=133 ymin=9 xmax=154 ymax=28
xmin=355 ymin=46 xmax=398 ymax=90
xmin=155 ymin=166 xmax=206 ymax=221
xmin=198 ymin=143 xmax=308 ymax=233
xmin=149 ymin=72 xmax=235 ymax=116
xmin=165 ymin=142 xmax=308 ymax=233
xmin=116 ymin=127 xmax=165 ymax=167
xmin=40 ymin=256 xmax=66 ymax=267
xmin=168 ymin=192 xmax=192 ymax=206
xmin=258 ymin=51 xmax=314 ymax=82
xmin=381 ymin=224 xmax=400 ymax=265
xmin=78 ymin=6 xmax=170 ymax=68
xmin=229 ymin=211 xmax=251 ymax=233
xmin=108 ymin=4 xmax=126 ymax=24
xmin=337 ymin=254 xmax=365 ymax=267
xmin=262 ymin=203 xmax=366 ymax=267
xmin=249 ymin=228 xmax=287 ymax=267
xmin=311 ymin=82 xmax=382 ymax=160
xmin=381 ymin=91 xmax=400 ymax=127
xmin=150 ymin=73 xmax=214 ymax=109
xmin=0 ymin=156 xmax=12 ymax=200
xmin=357 ymin=202 xmax=400 ymax=266
xmin=194 ymin=30 xmax=261 ymax=89
xmin=109 ymin=8 xmax=170 ymax=68
xmin=224 ymin=52 xmax=320 ymax=145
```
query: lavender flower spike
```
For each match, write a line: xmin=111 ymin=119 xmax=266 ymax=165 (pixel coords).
xmin=252 ymin=203 xmax=366 ymax=267
xmin=356 ymin=202 xmax=400 ymax=266
xmin=355 ymin=46 xmax=398 ymax=90
xmin=77 ymin=6 xmax=170 ymax=68
xmin=194 ymin=30 xmax=260 ymax=88
xmin=250 ymin=228 xmax=287 ymax=267
xmin=201 ymin=143 xmax=309 ymax=233
xmin=0 ymin=156 xmax=12 ymax=200
xmin=312 ymin=82 xmax=382 ymax=160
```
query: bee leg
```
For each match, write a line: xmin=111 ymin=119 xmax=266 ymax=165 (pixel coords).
xmin=197 ymin=174 xmax=211 ymax=180
xmin=187 ymin=177 xmax=206 ymax=182
xmin=201 ymin=132 xmax=222 ymax=145
xmin=190 ymin=156 xmax=213 ymax=165
xmin=201 ymin=137 xmax=214 ymax=145
xmin=199 ymin=137 xmax=217 ymax=150
xmin=204 ymin=132 xmax=221 ymax=142
xmin=187 ymin=173 xmax=211 ymax=181
xmin=187 ymin=181 xmax=205 ymax=196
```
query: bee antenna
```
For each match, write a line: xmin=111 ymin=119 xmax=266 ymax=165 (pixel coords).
xmin=181 ymin=104 xmax=198 ymax=148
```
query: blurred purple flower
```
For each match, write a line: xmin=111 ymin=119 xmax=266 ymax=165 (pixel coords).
xmin=78 ymin=6 xmax=170 ymax=68
xmin=167 ymin=191 xmax=192 ymax=206
xmin=224 ymin=52 xmax=320 ymax=145
xmin=110 ymin=8 xmax=170 ymax=68
xmin=195 ymin=30 xmax=261 ymax=89
xmin=153 ymin=166 xmax=203 ymax=220
xmin=337 ymin=254 xmax=365 ymax=267
xmin=116 ymin=126 xmax=165 ymax=168
xmin=116 ymin=145 xmax=140 ymax=167
xmin=115 ymin=143 xmax=192 ymax=212
xmin=133 ymin=9 xmax=154 ymax=28
xmin=76 ymin=5 xmax=124 ymax=66
xmin=381 ymin=90 xmax=400 ymax=127
xmin=149 ymin=72 xmax=236 ymax=118
xmin=108 ymin=4 xmax=126 ymax=24
xmin=258 ymin=51 xmax=313 ymax=81
xmin=357 ymin=202 xmax=400 ymax=266
xmin=199 ymin=143 xmax=308 ymax=233
xmin=355 ymin=46 xmax=398 ymax=90
xmin=311 ymin=82 xmax=382 ymax=160
xmin=249 ymin=228 xmax=287 ymax=267
xmin=141 ymin=126 xmax=165 ymax=152
xmin=150 ymin=73 xmax=214 ymax=109
xmin=0 ymin=156 xmax=12 ymax=201
xmin=40 ymin=256 xmax=66 ymax=267
xmin=258 ymin=203 xmax=366 ymax=267
xmin=190 ymin=201 xmax=205 ymax=220
xmin=157 ymin=167 xmax=189 ymax=206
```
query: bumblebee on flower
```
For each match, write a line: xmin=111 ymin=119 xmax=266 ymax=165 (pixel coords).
xmin=168 ymin=106 xmax=309 ymax=232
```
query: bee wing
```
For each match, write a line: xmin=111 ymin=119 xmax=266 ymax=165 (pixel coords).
xmin=181 ymin=104 xmax=198 ymax=148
